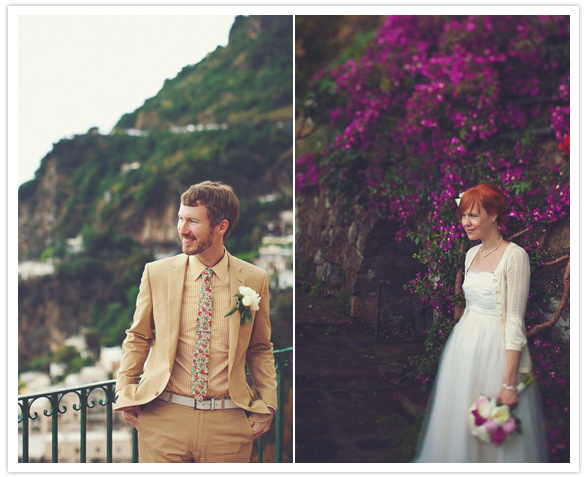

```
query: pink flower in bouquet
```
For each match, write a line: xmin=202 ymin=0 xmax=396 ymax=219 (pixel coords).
xmin=490 ymin=427 xmax=507 ymax=445
xmin=471 ymin=409 xmax=487 ymax=426
xmin=484 ymin=419 xmax=500 ymax=435
xmin=502 ymin=417 xmax=517 ymax=435
xmin=474 ymin=395 xmax=490 ymax=408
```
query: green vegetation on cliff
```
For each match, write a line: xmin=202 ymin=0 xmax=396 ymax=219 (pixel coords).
xmin=116 ymin=15 xmax=292 ymax=130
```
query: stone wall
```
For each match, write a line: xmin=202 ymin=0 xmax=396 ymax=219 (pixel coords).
xmin=296 ymin=189 xmax=431 ymax=341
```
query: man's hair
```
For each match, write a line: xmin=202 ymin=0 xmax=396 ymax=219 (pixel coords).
xmin=180 ymin=181 xmax=240 ymax=241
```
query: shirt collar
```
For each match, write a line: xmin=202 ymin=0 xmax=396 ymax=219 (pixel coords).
xmin=189 ymin=249 xmax=229 ymax=282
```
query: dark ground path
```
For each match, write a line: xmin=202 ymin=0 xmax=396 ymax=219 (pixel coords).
xmin=295 ymin=290 xmax=431 ymax=463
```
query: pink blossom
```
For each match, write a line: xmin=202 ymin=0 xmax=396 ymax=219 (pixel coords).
xmin=472 ymin=409 xmax=487 ymax=426
xmin=502 ymin=417 xmax=517 ymax=435
xmin=490 ymin=427 xmax=507 ymax=445
xmin=474 ymin=395 xmax=490 ymax=408
xmin=484 ymin=419 xmax=500 ymax=435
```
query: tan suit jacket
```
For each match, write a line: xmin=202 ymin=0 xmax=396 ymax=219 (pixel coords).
xmin=114 ymin=252 xmax=277 ymax=422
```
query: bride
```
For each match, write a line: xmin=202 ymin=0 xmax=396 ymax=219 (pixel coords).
xmin=413 ymin=183 xmax=548 ymax=463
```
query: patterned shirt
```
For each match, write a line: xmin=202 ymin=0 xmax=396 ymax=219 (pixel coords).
xmin=165 ymin=251 xmax=231 ymax=398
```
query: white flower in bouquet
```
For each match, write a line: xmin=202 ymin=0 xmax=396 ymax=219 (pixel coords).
xmin=491 ymin=404 xmax=511 ymax=426
xmin=473 ymin=424 xmax=491 ymax=443
xmin=478 ymin=397 xmax=497 ymax=419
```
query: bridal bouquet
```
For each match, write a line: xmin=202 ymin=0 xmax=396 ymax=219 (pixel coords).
xmin=468 ymin=373 xmax=534 ymax=445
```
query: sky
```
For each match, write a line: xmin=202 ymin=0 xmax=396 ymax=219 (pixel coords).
xmin=17 ymin=13 xmax=236 ymax=185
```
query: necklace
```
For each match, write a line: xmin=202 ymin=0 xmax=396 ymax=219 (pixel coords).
xmin=481 ymin=236 xmax=503 ymax=258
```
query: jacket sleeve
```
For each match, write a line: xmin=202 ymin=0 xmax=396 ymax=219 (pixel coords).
xmin=504 ymin=247 xmax=531 ymax=351
xmin=245 ymin=270 xmax=278 ymax=415
xmin=115 ymin=264 xmax=155 ymax=394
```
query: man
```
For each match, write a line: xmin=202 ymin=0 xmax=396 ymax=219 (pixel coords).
xmin=114 ymin=181 xmax=277 ymax=463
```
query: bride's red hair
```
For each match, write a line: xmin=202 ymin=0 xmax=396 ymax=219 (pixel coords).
xmin=457 ymin=183 xmax=509 ymax=226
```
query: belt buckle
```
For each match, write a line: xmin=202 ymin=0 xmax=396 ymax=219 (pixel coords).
xmin=194 ymin=398 xmax=215 ymax=410
xmin=194 ymin=398 xmax=205 ymax=410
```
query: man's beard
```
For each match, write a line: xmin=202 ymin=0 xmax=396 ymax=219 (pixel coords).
xmin=181 ymin=231 xmax=214 ymax=256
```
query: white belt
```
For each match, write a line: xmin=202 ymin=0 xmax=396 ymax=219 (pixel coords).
xmin=159 ymin=391 xmax=239 ymax=410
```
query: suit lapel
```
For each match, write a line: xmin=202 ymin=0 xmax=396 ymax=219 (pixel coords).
xmin=228 ymin=253 xmax=245 ymax=368
xmin=168 ymin=254 xmax=188 ymax=364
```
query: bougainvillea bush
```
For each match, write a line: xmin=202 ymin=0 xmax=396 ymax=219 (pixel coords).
xmin=296 ymin=15 xmax=570 ymax=461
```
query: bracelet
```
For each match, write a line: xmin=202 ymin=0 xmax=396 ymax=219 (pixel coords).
xmin=502 ymin=384 xmax=517 ymax=391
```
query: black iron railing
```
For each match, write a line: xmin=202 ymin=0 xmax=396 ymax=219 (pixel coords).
xmin=18 ymin=347 xmax=292 ymax=463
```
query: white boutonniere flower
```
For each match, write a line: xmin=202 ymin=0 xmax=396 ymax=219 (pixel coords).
xmin=225 ymin=286 xmax=261 ymax=325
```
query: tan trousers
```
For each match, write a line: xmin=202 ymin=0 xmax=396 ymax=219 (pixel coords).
xmin=135 ymin=399 xmax=255 ymax=463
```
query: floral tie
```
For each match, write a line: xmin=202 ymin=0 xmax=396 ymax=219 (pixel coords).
xmin=191 ymin=268 xmax=213 ymax=402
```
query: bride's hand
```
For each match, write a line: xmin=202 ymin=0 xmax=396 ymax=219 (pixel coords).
xmin=497 ymin=387 xmax=519 ymax=408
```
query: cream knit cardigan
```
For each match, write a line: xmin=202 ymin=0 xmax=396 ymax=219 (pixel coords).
xmin=464 ymin=241 xmax=532 ymax=374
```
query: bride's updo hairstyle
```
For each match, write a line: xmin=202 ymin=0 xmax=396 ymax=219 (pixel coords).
xmin=457 ymin=183 xmax=509 ymax=226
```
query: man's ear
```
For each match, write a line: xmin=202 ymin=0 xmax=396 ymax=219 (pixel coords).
xmin=216 ymin=219 xmax=229 ymax=237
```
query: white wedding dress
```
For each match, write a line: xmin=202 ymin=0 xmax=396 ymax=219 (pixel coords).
xmin=414 ymin=271 xmax=548 ymax=463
